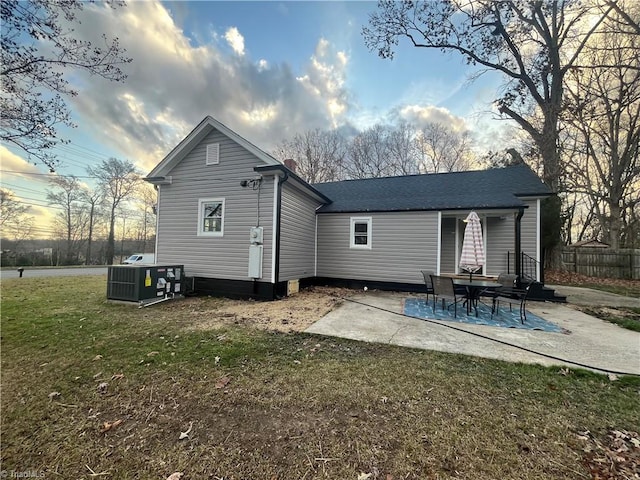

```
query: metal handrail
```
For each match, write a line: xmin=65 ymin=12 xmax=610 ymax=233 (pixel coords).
xmin=507 ymin=251 xmax=540 ymax=283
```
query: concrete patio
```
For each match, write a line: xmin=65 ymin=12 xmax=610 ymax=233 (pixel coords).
xmin=306 ymin=287 xmax=640 ymax=376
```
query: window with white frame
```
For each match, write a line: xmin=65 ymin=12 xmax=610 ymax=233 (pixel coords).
xmin=206 ymin=143 xmax=220 ymax=165
xmin=198 ymin=198 xmax=225 ymax=236
xmin=350 ymin=216 xmax=372 ymax=249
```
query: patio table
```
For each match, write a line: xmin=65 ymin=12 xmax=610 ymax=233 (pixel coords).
xmin=453 ymin=279 xmax=501 ymax=316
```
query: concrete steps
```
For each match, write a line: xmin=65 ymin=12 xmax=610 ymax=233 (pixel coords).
xmin=528 ymin=282 xmax=567 ymax=303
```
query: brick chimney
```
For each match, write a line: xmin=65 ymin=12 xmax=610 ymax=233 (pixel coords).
xmin=283 ymin=158 xmax=297 ymax=173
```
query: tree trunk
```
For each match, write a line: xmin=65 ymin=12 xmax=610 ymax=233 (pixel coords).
xmin=538 ymin=115 xmax=564 ymax=270
xmin=85 ymin=203 xmax=94 ymax=265
xmin=106 ymin=207 xmax=116 ymax=265
xmin=608 ymin=202 xmax=622 ymax=249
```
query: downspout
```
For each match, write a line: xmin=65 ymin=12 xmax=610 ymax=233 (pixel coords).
xmin=274 ymin=170 xmax=289 ymax=297
xmin=515 ymin=208 xmax=525 ymax=286
xmin=436 ymin=212 xmax=442 ymax=275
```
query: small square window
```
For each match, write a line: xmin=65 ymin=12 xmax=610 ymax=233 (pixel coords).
xmin=350 ymin=217 xmax=372 ymax=249
xmin=198 ymin=198 xmax=224 ymax=236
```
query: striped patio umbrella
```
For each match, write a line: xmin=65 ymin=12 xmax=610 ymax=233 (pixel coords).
xmin=459 ymin=211 xmax=485 ymax=280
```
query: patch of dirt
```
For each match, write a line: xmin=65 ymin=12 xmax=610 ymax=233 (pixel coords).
xmin=576 ymin=429 xmax=640 ymax=479
xmin=185 ymin=286 xmax=355 ymax=333
xmin=573 ymin=305 xmax=640 ymax=329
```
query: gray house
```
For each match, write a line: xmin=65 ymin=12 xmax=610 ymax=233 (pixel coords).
xmin=146 ymin=116 xmax=552 ymax=300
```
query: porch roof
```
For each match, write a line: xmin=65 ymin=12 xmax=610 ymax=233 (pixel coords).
xmin=313 ymin=164 xmax=551 ymax=214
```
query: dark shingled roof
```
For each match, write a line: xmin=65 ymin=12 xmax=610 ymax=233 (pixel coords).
xmin=313 ymin=164 xmax=551 ymax=213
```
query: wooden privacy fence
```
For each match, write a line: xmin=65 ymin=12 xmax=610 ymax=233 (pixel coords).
xmin=562 ymin=247 xmax=640 ymax=280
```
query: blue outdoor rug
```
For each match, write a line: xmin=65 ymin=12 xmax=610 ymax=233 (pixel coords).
xmin=403 ymin=298 xmax=564 ymax=333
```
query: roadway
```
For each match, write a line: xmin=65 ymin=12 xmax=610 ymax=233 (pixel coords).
xmin=0 ymin=267 xmax=108 ymax=279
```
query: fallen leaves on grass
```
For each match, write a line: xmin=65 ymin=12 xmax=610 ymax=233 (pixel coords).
xmin=546 ymin=270 xmax=640 ymax=293
xmin=215 ymin=376 xmax=231 ymax=389
xmin=97 ymin=382 xmax=108 ymax=393
xmin=578 ymin=429 xmax=640 ymax=479
xmin=48 ymin=391 xmax=61 ymax=401
xmin=358 ymin=473 xmax=372 ymax=480
xmin=100 ymin=419 xmax=123 ymax=434
xmin=92 ymin=354 xmax=103 ymax=361
xmin=111 ymin=373 xmax=125 ymax=381
xmin=166 ymin=473 xmax=183 ymax=480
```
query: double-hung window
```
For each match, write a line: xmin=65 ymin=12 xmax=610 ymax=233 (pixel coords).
xmin=350 ymin=216 xmax=372 ymax=249
xmin=198 ymin=198 xmax=225 ymax=236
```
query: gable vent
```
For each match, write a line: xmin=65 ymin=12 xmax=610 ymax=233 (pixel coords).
xmin=206 ymin=143 xmax=220 ymax=165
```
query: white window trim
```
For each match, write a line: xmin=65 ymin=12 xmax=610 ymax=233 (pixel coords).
xmin=350 ymin=216 xmax=372 ymax=250
xmin=198 ymin=198 xmax=225 ymax=237
xmin=206 ymin=143 xmax=220 ymax=165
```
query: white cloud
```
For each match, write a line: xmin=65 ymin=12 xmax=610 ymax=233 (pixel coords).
xmin=62 ymin=2 xmax=354 ymax=172
xmin=224 ymin=27 xmax=245 ymax=56
xmin=0 ymin=146 xmax=57 ymax=234
xmin=297 ymin=38 xmax=350 ymax=127
xmin=399 ymin=105 xmax=468 ymax=132
xmin=0 ymin=146 xmax=41 ymax=175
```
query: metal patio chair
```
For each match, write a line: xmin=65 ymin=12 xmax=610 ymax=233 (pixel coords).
xmin=491 ymin=280 xmax=532 ymax=324
xmin=420 ymin=270 xmax=435 ymax=305
xmin=430 ymin=275 xmax=464 ymax=318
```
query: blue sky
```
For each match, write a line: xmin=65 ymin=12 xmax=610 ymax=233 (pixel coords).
xmin=1 ymin=1 xmax=511 ymax=238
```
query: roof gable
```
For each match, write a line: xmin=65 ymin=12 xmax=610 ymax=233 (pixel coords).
xmin=146 ymin=116 xmax=279 ymax=178
xmin=314 ymin=164 xmax=551 ymax=213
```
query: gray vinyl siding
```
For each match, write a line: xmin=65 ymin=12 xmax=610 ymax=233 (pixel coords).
xmin=521 ymin=199 xmax=539 ymax=280
xmin=317 ymin=211 xmax=439 ymax=285
xmin=521 ymin=199 xmax=538 ymax=259
xmin=440 ymin=217 xmax=456 ymax=274
xmin=155 ymin=129 xmax=274 ymax=282
xmin=279 ymin=183 xmax=322 ymax=281
xmin=485 ymin=215 xmax=514 ymax=276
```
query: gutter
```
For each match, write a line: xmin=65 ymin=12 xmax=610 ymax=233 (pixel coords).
xmin=144 ymin=176 xmax=172 ymax=185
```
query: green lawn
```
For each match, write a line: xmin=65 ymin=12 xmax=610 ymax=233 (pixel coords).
xmin=1 ymin=276 xmax=638 ymax=479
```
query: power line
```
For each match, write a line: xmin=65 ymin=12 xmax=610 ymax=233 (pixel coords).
xmin=55 ymin=145 xmax=108 ymax=165
xmin=13 ymin=199 xmax=65 ymax=210
xmin=0 ymin=182 xmax=48 ymax=195
xmin=0 ymin=170 xmax=98 ymax=179
xmin=67 ymin=141 xmax=117 ymax=158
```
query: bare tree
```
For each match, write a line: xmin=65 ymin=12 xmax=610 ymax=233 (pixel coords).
xmin=79 ymin=187 xmax=103 ymax=264
xmin=132 ymin=182 xmax=157 ymax=253
xmin=563 ymin=5 xmax=640 ymax=248
xmin=344 ymin=124 xmax=396 ymax=179
xmin=87 ymin=158 xmax=140 ymax=265
xmin=0 ymin=188 xmax=34 ymax=242
xmin=386 ymin=121 xmax=421 ymax=175
xmin=416 ymin=122 xmax=473 ymax=173
xmin=47 ymin=175 xmax=87 ymax=264
xmin=604 ymin=0 xmax=640 ymax=35
xmin=363 ymin=0 xmax=621 ymax=265
xmin=274 ymin=129 xmax=346 ymax=183
xmin=0 ymin=0 xmax=131 ymax=169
